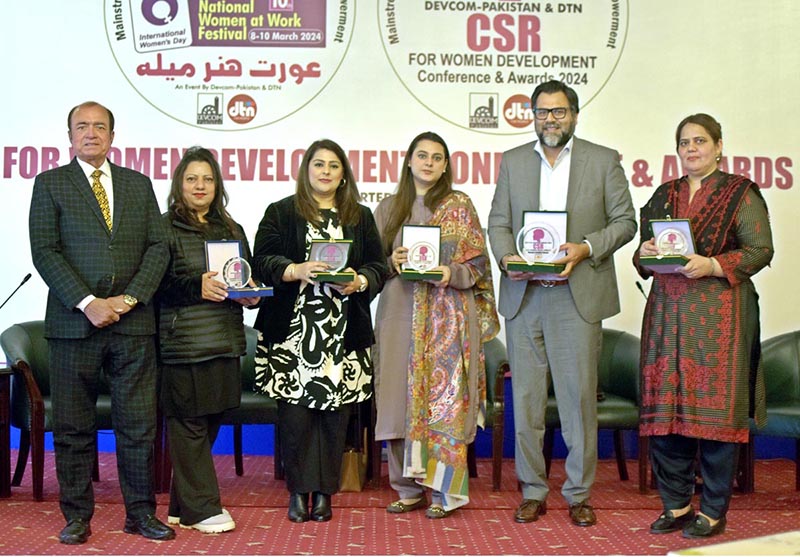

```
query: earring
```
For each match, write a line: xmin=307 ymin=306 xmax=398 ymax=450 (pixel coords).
xmin=716 ymin=156 xmax=721 ymax=162
xmin=339 ymin=179 xmax=346 ymax=188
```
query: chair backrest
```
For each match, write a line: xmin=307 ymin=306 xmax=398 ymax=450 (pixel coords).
xmin=483 ymin=336 xmax=508 ymax=420
xmin=1 ymin=320 xmax=50 ymax=395
xmin=240 ymin=325 xmax=260 ymax=391
xmin=597 ymin=328 xmax=641 ymax=402
xmin=761 ymin=330 xmax=800 ymax=404
xmin=1 ymin=320 xmax=51 ymax=431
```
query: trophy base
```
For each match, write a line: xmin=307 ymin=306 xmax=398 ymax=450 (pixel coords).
xmin=640 ymin=255 xmax=689 ymax=274
xmin=506 ymin=261 xmax=566 ymax=274
xmin=227 ymin=287 xmax=274 ymax=299
xmin=400 ymin=269 xmax=444 ymax=281
xmin=315 ymin=271 xmax=357 ymax=282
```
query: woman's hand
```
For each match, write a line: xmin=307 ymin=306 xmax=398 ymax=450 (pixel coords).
xmin=391 ymin=246 xmax=409 ymax=274
xmin=234 ymin=278 xmax=260 ymax=307
xmin=331 ymin=267 xmax=365 ymax=295
xmin=680 ymin=254 xmax=716 ymax=280
xmin=201 ymin=271 xmax=229 ymax=302
xmin=426 ymin=265 xmax=451 ymax=288
xmin=639 ymin=239 xmax=658 ymax=257
xmin=288 ymin=261 xmax=331 ymax=285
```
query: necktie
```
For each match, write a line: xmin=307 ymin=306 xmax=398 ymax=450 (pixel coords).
xmin=91 ymin=169 xmax=112 ymax=231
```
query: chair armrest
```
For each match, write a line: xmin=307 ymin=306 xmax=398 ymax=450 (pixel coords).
xmin=11 ymin=359 xmax=45 ymax=432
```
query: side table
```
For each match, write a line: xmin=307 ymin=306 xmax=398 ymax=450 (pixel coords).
xmin=0 ymin=367 xmax=11 ymax=498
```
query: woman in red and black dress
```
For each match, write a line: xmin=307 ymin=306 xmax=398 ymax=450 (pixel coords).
xmin=634 ymin=114 xmax=773 ymax=539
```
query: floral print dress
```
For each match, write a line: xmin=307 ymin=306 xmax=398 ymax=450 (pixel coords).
xmin=254 ymin=209 xmax=372 ymax=410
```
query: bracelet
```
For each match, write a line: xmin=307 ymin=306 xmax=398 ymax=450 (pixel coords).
xmin=357 ymin=274 xmax=368 ymax=292
xmin=286 ymin=263 xmax=296 ymax=281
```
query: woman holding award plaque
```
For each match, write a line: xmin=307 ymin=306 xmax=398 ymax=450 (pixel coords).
xmin=373 ymin=132 xmax=500 ymax=518
xmin=157 ymin=146 xmax=260 ymax=533
xmin=251 ymin=139 xmax=386 ymax=523
xmin=634 ymin=114 xmax=774 ymax=539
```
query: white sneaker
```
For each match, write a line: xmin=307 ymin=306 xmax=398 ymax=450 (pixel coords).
xmin=185 ymin=512 xmax=236 ymax=534
xmin=167 ymin=515 xmax=180 ymax=525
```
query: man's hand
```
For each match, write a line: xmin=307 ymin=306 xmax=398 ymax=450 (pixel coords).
xmin=553 ymin=242 xmax=590 ymax=277
xmin=501 ymin=254 xmax=537 ymax=281
xmin=84 ymin=298 xmax=122 ymax=328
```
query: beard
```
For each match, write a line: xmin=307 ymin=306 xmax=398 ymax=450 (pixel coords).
xmin=536 ymin=121 xmax=575 ymax=149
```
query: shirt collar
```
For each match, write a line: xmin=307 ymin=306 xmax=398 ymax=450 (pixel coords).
xmin=76 ymin=157 xmax=112 ymax=180
xmin=534 ymin=136 xmax=575 ymax=168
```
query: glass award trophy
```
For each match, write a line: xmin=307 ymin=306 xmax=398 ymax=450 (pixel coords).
xmin=640 ymin=219 xmax=696 ymax=274
xmin=205 ymin=240 xmax=273 ymax=299
xmin=309 ymin=239 xmax=356 ymax=282
xmin=507 ymin=211 xmax=567 ymax=274
xmin=401 ymin=225 xmax=443 ymax=280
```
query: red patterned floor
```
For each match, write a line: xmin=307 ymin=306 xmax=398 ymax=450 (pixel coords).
xmin=0 ymin=451 xmax=797 ymax=555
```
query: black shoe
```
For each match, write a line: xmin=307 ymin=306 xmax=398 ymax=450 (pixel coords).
xmin=311 ymin=492 xmax=332 ymax=522
xmin=288 ymin=492 xmax=309 ymax=523
xmin=682 ymin=515 xmax=727 ymax=539
xmin=650 ymin=508 xmax=695 ymax=534
xmin=123 ymin=514 xmax=176 ymax=540
xmin=59 ymin=518 xmax=91 ymax=545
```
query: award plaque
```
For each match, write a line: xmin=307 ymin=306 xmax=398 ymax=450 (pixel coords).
xmin=640 ymin=219 xmax=696 ymax=274
xmin=309 ymin=239 xmax=356 ymax=282
xmin=205 ymin=240 xmax=273 ymax=299
xmin=507 ymin=211 xmax=567 ymax=274
xmin=401 ymin=225 xmax=444 ymax=280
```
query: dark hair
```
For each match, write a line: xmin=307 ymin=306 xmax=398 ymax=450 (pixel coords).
xmin=67 ymin=101 xmax=115 ymax=132
xmin=531 ymin=80 xmax=580 ymax=114
xmin=675 ymin=113 xmax=723 ymax=149
xmin=167 ymin=146 xmax=240 ymax=237
xmin=294 ymin=139 xmax=361 ymax=227
xmin=380 ymin=131 xmax=453 ymax=256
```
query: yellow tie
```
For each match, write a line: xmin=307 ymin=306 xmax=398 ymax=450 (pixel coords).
xmin=91 ymin=169 xmax=112 ymax=231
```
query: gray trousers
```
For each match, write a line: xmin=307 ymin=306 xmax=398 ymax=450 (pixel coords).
xmin=505 ymin=283 xmax=601 ymax=504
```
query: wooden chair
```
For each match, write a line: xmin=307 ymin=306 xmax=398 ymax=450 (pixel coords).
xmin=467 ymin=336 xmax=510 ymax=491
xmin=0 ymin=321 xmax=112 ymax=500
xmin=748 ymin=329 xmax=800 ymax=490
xmin=369 ymin=336 xmax=510 ymax=492
xmin=543 ymin=328 xmax=648 ymax=492
xmin=220 ymin=325 xmax=282 ymax=479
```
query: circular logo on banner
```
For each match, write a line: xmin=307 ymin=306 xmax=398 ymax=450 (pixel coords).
xmin=378 ymin=1 xmax=628 ymax=135
xmin=105 ymin=0 xmax=355 ymax=130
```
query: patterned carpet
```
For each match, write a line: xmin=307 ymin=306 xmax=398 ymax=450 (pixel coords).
xmin=0 ymin=450 xmax=798 ymax=555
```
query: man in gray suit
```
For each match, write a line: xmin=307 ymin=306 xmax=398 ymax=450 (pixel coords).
xmin=29 ymin=101 xmax=173 ymax=544
xmin=488 ymin=81 xmax=636 ymax=527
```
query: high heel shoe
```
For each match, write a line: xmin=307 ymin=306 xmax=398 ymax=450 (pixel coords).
xmin=288 ymin=492 xmax=309 ymax=523
xmin=311 ymin=492 xmax=332 ymax=522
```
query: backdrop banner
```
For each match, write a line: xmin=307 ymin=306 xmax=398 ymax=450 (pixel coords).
xmin=1 ymin=1 xmax=796 ymax=342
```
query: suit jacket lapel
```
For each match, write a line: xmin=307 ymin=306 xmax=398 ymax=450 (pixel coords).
xmin=566 ymin=138 xmax=588 ymax=213
xmin=526 ymin=141 xmax=542 ymax=212
xmin=69 ymin=158 xmax=111 ymax=237
xmin=109 ymin=163 xmax=123 ymax=237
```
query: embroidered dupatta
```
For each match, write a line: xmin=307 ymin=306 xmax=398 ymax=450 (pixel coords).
xmin=403 ymin=192 xmax=500 ymax=511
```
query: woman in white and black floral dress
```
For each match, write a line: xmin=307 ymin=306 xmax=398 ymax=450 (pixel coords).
xmin=251 ymin=139 xmax=386 ymax=523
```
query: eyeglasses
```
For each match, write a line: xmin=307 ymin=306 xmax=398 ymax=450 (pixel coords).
xmin=533 ymin=107 xmax=569 ymax=120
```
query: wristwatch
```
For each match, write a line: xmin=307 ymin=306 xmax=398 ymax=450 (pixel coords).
xmin=357 ymin=275 xmax=368 ymax=293
xmin=123 ymin=294 xmax=138 ymax=308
